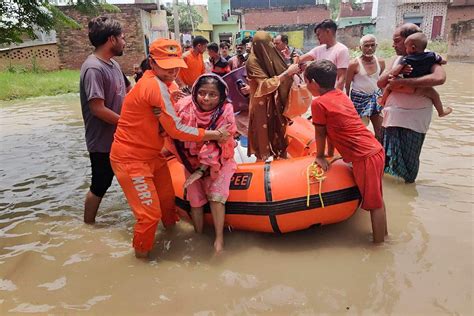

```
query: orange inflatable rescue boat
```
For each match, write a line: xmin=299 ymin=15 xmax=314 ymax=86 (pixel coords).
xmin=168 ymin=118 xmax=361 ymax=233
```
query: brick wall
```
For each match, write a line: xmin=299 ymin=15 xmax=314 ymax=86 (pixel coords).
xmin=56 ymin=5 xmax=147 ymax=74
xmin=340 ymin=2 xmax=373 ymax=18
xmin=338 ymin=25 xmax=367 ymax=50
xmin=242 ymin=6 xmax=329 ymax=30
xmin=445 ymin=5 xmax=474 ymax=34
xmin=0 ymin=44 xmax=60 ymax=71
xmin=445 ymin=5 xmax=474 ymax=60
xmin=396 ymin=3 xmax=448 ymax=39
xmin=450 ymin=0 xmax=474 ymax=5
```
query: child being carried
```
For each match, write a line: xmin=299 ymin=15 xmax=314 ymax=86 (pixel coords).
xmin=379 ymin=32 xmax=452 ymax=117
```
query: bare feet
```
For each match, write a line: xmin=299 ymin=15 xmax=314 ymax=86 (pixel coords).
xmin=438 ymin=107 xmax=453 ymax=117
xmin=135 ymin=250 xmax=149 ymax=259
xmin=84 ymin=191 xmax=101 ymax=224
xmin=370 ymin=207 xmax=386 ymax=244
xmin=214 ymin=238 xmax=224 ymax=254
xmin=190 ymin=207 xmax=204 ymax=234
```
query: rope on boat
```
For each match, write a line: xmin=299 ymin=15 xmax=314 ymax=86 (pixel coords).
xmin=306 ymin=162 xmax=326 ymax=208
xmin=306 ymin=156 xmax=343 ymax=208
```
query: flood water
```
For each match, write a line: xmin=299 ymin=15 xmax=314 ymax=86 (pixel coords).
xmin=0 ymin=63 xmax=472 ymax=315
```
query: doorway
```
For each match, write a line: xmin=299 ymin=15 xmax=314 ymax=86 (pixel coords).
xmin=432 ymin=16 xmax=443 ymax=39
xmin=404 ymin=15 xmax=423 ymax=28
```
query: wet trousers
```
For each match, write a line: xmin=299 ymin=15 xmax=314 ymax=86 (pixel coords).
xmin=111 ymin=158 xmax=178 ymax=252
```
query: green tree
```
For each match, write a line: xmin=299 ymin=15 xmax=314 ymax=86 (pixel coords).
xmin=166 ymin=3 xmax=203 ymax=33
xmin=0 ymin=1 xmax=119 ymax=45
xmin=327 ymin=0 xmax=340 ymax=20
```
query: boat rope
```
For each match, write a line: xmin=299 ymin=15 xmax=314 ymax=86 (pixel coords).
xmin=306 ymin=156 xmax=343 ymax=208
xmin=306 ymin=162 xmax=326 ymax=208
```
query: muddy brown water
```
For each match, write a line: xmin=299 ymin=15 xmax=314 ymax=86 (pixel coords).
xmin=0 ymin=63 xmax=472 ymax=315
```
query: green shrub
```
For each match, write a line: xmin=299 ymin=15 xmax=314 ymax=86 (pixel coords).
xmin=0 ymin=69 xmax=80 ymax=100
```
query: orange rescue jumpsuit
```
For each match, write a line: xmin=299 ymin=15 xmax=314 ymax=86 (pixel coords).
xmin=177 ymin=49 xmax=206 ymax=87
xmin=110 ymin=70 xmax=205 ymax=253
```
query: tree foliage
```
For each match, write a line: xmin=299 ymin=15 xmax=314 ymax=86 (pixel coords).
xmin=0 ymin=1 xmax=119 ymax=45
xmin=327 ymin=0 xmax=340 ymax=20
xmin=166 ymin=3 xmax=203 ymax=33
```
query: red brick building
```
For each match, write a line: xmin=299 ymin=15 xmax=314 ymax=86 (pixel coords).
xmin=242 ymin=6 xmax=330 ymax=30
xmin=337 ymin=2 xmax=375 ymax=49
xmin=339 ymin=1 xmax=373 ymax=18
xmin=235 ymin=3 xmax=330 ymax=52
xmin=56 ymin=3 xmax=163 ymax=74
xmin=445 ymin=0 xmax=474 ymax=61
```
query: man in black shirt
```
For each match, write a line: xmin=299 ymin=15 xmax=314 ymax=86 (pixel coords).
xmin=207 ymin=42 xmax=230 ymax=76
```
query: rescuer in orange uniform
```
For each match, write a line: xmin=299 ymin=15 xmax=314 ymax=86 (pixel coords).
xmin=110 ymin=39 xmax=231 ymax=258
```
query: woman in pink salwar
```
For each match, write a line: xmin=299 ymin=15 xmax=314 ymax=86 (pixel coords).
xmin=170 ymin=74 xmax=237 ymax=253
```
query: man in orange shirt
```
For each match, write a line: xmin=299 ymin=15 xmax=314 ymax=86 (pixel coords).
xmin=110 ymin=38 xmax=230 ymax=259
xmin=177 ymin=36 xmax=208 ymax=89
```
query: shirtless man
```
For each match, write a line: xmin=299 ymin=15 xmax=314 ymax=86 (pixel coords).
xmin=345 ymin=34 xmax=385 ymax=140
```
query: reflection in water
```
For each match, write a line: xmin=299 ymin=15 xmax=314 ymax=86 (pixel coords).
xmin=37 ymin=276 xmax=67 ymax=291
xmin=0 ymin=279 xmax=17 ymax=291
xmin=0 ymin=64 xmax=472 ymax=314
xmin=9 ymin=303 xmax=55 ymax=313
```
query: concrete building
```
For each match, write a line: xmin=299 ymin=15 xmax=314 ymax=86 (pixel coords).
xmin=207 ymin=0 xmax=240 ymax=44
xmin=193 ymin=5 xmax=213 ymax=41
xmin=374 ymin=0 xmax=397 ymax=41
xmin=376 ymin=0 xmax=450 ymax=41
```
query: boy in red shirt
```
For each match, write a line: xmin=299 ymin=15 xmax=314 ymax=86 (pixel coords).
xmin=304 ymin=60 xmax=387 ymax=243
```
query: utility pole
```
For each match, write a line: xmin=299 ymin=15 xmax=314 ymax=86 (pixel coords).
xmin=173 ymin=0 xmax=180 ymax=42
xmin=187 ymin=0 xmax=195 ymax=33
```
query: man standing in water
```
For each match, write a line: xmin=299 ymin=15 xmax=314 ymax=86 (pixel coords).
xmin=300 ymin=19 xmax=349 ymax=156
xmin=377 ymin=23 xmax=446 ymax=183
xmin=79 ymin=16 xmax=127 ymax=223
xmin=345 ymin=34 xmax=385 ymax=141
xmin=299 ymin=19 xmax=350 ymax=90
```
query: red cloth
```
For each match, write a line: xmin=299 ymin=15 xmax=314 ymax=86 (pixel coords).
xmin=311 ymin=89 xmax=382 ymax=162
xmin=352 ymin=149 xmax=385 ymax=210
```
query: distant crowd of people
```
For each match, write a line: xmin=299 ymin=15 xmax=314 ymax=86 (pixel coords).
xmin=79 ymin=16 xmax=449 ymax=258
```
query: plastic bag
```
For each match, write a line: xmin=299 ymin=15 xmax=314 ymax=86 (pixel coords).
xmin=283 ymin=75 xmax=312 ymax=119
